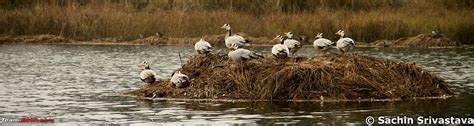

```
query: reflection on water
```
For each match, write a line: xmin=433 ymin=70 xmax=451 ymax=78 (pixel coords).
xmin=0 ymin=44 xmax=472 ymax=125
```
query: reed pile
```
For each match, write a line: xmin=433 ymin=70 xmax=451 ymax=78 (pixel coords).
xmin=372 ymin=34 xmax=460 ymax=47
xmin=126 ymin=53 xmax=455 ymax=101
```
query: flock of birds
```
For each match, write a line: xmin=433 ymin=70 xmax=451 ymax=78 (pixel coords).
xmin=137 ymin=24 xmax=356 ymax=89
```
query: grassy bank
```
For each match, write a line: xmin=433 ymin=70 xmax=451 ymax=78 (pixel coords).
xmin=0 ymin=0 xmax=473 ymax=44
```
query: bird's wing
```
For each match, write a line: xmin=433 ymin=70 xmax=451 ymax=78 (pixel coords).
xmin=284 ymin=39 xmax=301 ymax=48
xmin=235 ymin=35 xmax=250 ymax=43
xmin=205 ymin=42 xmax=212 ymax=51
xmin=313 ymin=39 xmax=325 ymax=47
xmin=272 ymin=44 xmax=287 ymax=54
xmin=271 ymin=45 xmax=279 ymax=55
xmin=342 ymin=38 xmax=355 ymax=45
xmin=238 ymin=49 xmax=252 ymax=59
xmin=139 ymin=72 xmax=146 ymax=79
xmin=196 ymin=41 xmax=212 ymax=51
xmin=171 ymin=74 xmax=187 ymax=83
xmin=205 ymin=42 xmax=212 ymax=48
xmin=140 ymin=70 xmax=156 ymax=79
xmin=171 ymin=74 xmax=178 ymax=84
xmin=322 ymin=39 xmax=335 ymax=45
xmin=194 ymin=42 xmax=204 ymax=50
xmin=227 ymin=36 xmax=246 ymax=43
xmin=337 ymin=38 xmax=354 ymax=47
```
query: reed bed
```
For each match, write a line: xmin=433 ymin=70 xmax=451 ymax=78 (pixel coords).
xmin=372 ymin=34 xmax=460 ymax=47
xmin=0 ymin=0 xmax=473 ymax=44
xmin=0 ymin=34 xmax=69 ymax=44
xmin=126 ymin=53 xmax=455 ymax=101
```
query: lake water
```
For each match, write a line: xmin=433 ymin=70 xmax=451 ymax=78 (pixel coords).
xmin=0 ymin=44 xmax=472 ymax=125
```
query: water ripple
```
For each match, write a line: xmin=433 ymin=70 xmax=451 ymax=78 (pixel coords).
xmin=0 ymin=44 xmax=472 ymax=125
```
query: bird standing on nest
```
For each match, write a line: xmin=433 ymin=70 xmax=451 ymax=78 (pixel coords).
xmin=335 ymin=30 xmax=355 ymax=53
xmin=432 ymin=29 xmax=443 ymax=38
xmin=313 ymin=33 xmax=335 ymax=54
xmin=283 ymin=32 xmax=302 ymax=55
xmin=228 ymin=43 xmax=264 ymax=62
xmin=137 ymin=61 xmax=158 ymax=88
xmin=170 ymin=70 xmax=189 ymax=88
xmin=272 ymin=35 xmax=290 ymax=59
xmin=194 ymin=38 xmax=212 ymax=54
xmin=221 ymin=24 xmax=251 ymax=49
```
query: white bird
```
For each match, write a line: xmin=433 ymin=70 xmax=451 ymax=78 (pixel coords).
xmin=272 ymin=35 xmax=290 ymax=59
xmin=137 ymin=61 xmax=158 ymax=87
xmin=284 ymin=32 xmax=302 ymax=55
xmin=170 ymin=70 xmax=189 ymax=88
xmin=221 ymin=24 xmax=251 ymax=49
xmin=432 ymin=29 xmax=442 ymax=38
xmin=228 ymin=43 xmax=263 ymax=62
xmin=313 ymin=33 xmax=335 ymax=54
xmin=194 ymin=38 xmax=212 ymax=54
xmin=335 ymin=30 xmax=355 ymax=53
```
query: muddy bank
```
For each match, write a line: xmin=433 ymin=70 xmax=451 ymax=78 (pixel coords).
xmin=371 ymin=34 xmax=461 ymax=47
xmin=1 ymin=34 xmax=465 ymax=48
xmin=125 ymin=53 xmax=455 ymax=101
xmin=0 ymin=34 xmax=73 ymax=44
xmin=0 ymin=33 xmax=274 ymax=45
xmin=129 ymin=33 xmax=272 ymax=45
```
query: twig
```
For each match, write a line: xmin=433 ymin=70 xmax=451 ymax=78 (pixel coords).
xmin=178 ymin=52 xmax=183 ymax=66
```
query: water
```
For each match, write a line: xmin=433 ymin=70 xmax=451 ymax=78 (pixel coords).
xmin=0 ymin=44 xmax=472 ymax=125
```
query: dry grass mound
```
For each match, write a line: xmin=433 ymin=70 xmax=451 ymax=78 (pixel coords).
xmin=92 ymin=37 xmax=126 ymax=43
xmin=372 ymin=34 xmax=460 ymax=47
xmin=0 ymin=34 xmax=72 ymax=44
xmin=126 ymin=53 xmax=455 ymax=101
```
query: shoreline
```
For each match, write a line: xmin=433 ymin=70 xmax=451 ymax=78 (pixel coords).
xmin=1 ymin=34 xmax=470 ymax=48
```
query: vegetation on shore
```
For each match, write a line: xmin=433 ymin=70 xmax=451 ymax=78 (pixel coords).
xmin=0 ymin=33 xmax=464 ymax=48
xmin=126 ymin=53 xmax=455 ymax=101
xmin=0 ymin=0 xmax=473 ymax=44
xmin=371 ymin=34 xmax=460 ymax=47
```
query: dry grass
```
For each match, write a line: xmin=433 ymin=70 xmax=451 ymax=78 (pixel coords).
xmin=126 ymin=53 xmax=455 ymax=101
xmin=0 ymin=32 xmax=462 ymax=48
xmin=0 ymin=34 xmax=70 ymax=44
xmin=129 ymin=33 xmax=272 ymax=45
xmin=0 ymin=0 xmax=473 ymax=44
xmin=372 ymin=34 xmax=460 ymax=47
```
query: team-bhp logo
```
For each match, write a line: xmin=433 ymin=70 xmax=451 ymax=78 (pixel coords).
xmin=1 ymin=117 xmax=54 ymax=123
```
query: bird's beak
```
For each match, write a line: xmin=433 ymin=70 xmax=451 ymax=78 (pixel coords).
xmin=137 ymin=64 xmax=145 ymax=69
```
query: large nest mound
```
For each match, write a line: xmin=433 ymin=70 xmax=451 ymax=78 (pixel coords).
xmin=126 ymin=53 xmax=455 ymax=101
xmin=0 ymin=34 xmax=72 ymax=44
xmin=372 ymin=34 xmax=460 ymax=47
